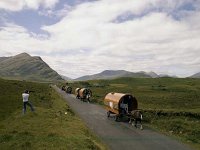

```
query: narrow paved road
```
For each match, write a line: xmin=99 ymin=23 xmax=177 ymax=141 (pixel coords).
xmin=53 ymin=85 xmax=192 ymax=150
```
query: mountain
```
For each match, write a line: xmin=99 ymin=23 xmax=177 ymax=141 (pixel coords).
xmin=61 ymin=75 xmax=72 ymax=81
xmin=0 ymin=53 xmax=63 ymax=81
xmin=75 ymin=70 xmax=152 ymax=81
xmin=0 ymin=57 xmax=9 ymax=62
xmin=189 ymin=72 xmax=200 ymax=78
xmin=158 ymin=74 xmax=178 ymax=78
xmin=146 ymin=71 xmax=159 ymax=78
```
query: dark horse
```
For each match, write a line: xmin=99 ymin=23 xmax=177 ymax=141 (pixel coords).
xmin=129 ymin=110 xmax=143 ymax=130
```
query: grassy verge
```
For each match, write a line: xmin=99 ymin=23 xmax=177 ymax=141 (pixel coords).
xmin=0 ymin=78 xmax=108 ymax=150
xmin=68 ymin=77 xmax=200 ymax=149
xmin=143 ymin=110 xmax=200 ymax=149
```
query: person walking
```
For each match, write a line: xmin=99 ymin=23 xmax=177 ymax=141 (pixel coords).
xmin=22 ymin=90 xmax=34 ymax=114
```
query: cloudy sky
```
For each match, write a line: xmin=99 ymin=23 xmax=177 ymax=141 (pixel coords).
xmin=0 ymin=0 xmax=200 ymax=78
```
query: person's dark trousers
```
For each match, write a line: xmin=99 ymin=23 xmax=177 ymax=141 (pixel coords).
xmin=23 ymin=101 xmax=34 ymax=114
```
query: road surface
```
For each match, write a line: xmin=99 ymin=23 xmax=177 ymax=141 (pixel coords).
xmin=53 ymin=85 xmax=192 ymax=150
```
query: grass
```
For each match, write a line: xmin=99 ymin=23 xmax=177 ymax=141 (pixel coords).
xmin=68 ymin=77 xmax=200 ymax=150
xmin=0 ymin=78 xmax=108 ymax=150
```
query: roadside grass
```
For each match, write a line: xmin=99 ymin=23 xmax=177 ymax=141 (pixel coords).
xmin=68 ymin=77 xmax=200 ymax=149
xmin=0 ymin=78 xmax=108 ymax=150
xmin=143 ymin=110 xmax=200 ymax=149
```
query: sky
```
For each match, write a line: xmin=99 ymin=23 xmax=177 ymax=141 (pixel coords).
xmin=0 ymin=0 xmax=200 ymax=78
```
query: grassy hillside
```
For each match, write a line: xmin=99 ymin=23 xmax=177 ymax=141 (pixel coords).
xmin=0 ymin=78 xmax=107 ymax=150
xmin=69 ymin=77 xmax=200 ymax=149
xmin=0 ymin=53 xmax=63 ymax=82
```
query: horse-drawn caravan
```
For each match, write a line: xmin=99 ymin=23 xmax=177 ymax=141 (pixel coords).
xmin=61 ymin=85 xmax=72 ymax=94
xmin=75 ymin=88 xmax=81 ymax=99
xmin=65 ymin=86 xmax=72 ymax=94
xmin=104 ymin=92 xmax=143 ymax=129
xmin=75 ymin=88 xmax=92 ymax=103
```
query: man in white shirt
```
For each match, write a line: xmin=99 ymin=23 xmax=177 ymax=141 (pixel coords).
xmin=22 ymin=90 xmax=34 ymax=114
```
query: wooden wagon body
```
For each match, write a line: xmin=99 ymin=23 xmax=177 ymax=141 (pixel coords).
xmin=75 ymin=88 xmax=81 ymax=99
xmin=104 ymin=92 xmax=138 ymax=121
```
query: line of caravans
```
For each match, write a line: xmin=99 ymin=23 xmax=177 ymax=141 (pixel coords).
xmin=61 ymin=85 xmax=92 ymax=102
xmin=61 ymin=85 xmax=142 ymax=129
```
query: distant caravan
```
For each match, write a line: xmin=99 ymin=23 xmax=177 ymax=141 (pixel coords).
xmin=75 ymin=88 xmax=81 ymax=99
xmin=65 ymin=86 xmax=72 ymax=94
xmin=104 ymin=92 xmax=143 ymax=129
xmin=76 ymin=88 xmax=92 ymax=103
xmin=61 ymin=85 xmax=72 ymax=94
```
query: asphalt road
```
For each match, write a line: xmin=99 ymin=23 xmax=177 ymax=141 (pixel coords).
xmin=53 ymin=85 xmax=192 ymax=150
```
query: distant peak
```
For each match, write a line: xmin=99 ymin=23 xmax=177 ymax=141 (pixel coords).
xmin=15 ymin=52 xmax=31 ymax=57
xmin=102 ymin=70 xmax=126 ymax=73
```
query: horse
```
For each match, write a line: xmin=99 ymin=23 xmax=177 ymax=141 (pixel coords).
xmin=129 ymin=110 xmax=143 ymax=130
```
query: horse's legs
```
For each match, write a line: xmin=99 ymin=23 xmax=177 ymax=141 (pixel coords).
xmin=129 ymin=118 xmax=132 ymax=124
xmin=140 ymin=120 xmax=143 ymax=130
xmin=134 ymin=119 xmax=137 ymax=128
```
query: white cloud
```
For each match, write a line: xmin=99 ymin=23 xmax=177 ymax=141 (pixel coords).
xmin=38 ymin=4 xmax=72 ymax=18
xmin=0 ymin=0 xmax=200 ymax=78
xmin=0 ymin=0 xmax=59 ymax=11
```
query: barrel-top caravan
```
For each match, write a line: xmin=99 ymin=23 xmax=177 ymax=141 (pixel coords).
xmin=61 ymin=85 xmax=72 ymax=94
xmin=65 ymin=86 xmax=72 ymax=94
xmin=75 ymin=88 xmax=81 ymax=99
xmin=79 ymin=88 xmax=92 ymax=102
xmin=104 ymin=92 xmax=138 ymax=121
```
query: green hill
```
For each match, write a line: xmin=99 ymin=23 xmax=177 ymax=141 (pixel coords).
xmin=70 ymin=77 xmax=200 ymax=149
xmin=71 ymin=77 xmax=200 ymax=112
xmin=0 ymin=78 xmax=107 ymax=150
xmin=0 ymin=53 xmax=63 ymax=82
